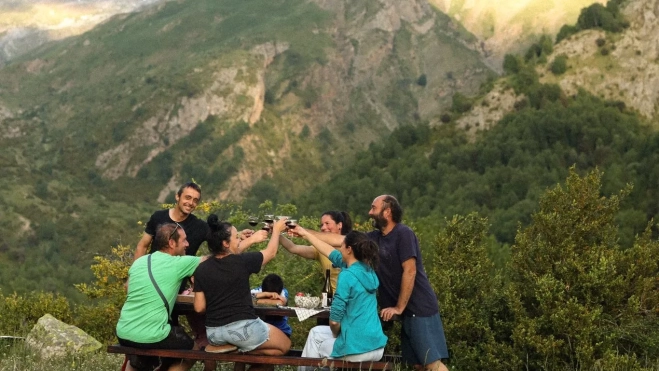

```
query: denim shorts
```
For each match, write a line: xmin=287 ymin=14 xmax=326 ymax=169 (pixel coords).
xmin=401 ymin=313 xmax=449 ymax=365
xmin=206 ymin=318 xmax=270 ymax=352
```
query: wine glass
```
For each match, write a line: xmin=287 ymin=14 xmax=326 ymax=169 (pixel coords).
xmin=263 ymin=215 xmax=275 ymax=224
xmin=286 ymin=219 xmax=297 ymax=229
xmin=261 ymin=222 xmax=272 ymax=232
xmin=248 ymin=216 xmax=259 ymax=227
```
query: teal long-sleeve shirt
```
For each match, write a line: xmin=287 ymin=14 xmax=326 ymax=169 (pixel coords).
xmin=328 ymin=250 xmax=388 ymax=357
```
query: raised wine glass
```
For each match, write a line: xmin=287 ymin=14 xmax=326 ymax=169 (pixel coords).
xmin=263 ymin=215 xmax=275 ymax=224
xmin=286 ymin=219 xmax=297 ymax=229
xmin=248 ymin=216 xmax=259 ymax=227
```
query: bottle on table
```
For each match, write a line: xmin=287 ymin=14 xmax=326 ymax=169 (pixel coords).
xmin=322 ymin=269 xmax=333 ymax=307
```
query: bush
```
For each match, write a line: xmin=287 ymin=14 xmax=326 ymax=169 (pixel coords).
xmin=550 ymin=54 xmax=568 ymax=75
xmin=416 ymin=74 xmax=427 ymax=87
xmin=556 ymin=24 xmax=579 ymax=43
xmin=577 ymin=1 xmax=629 ymax=33
xmin=0 ymin=291 xmax=73 ymax=335
xmin=451 ymin=92 xmax=473 ymax=114
xmin=507 ymin=168 xmax=659 ymax=369
xmin=503 ymin=54 xmax=521 ymax=75
xmin=428 ymin=214 xmax=519 ymax=369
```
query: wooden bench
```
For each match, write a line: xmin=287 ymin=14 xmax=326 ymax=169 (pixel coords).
xmin=108 ymin=345 xmax=401 ymax=370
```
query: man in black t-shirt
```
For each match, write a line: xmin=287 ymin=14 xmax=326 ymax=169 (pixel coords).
xmin=134 ymin=182 xmax=209 ymax=260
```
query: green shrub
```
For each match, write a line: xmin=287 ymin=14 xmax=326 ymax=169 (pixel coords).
xmin=502 ymin=54 xmax=521 ymax=75
xmin=428 ymin=213 xmax=519 ymax=370
xmin=556 ymin=24 xmax=579 ymax=43
xmin=507 ymin=168 xmax=659 ymax=369
xmin=550 ymin=54 xmax=568 ymax=75
xmin=416 ymin=74 xmax=427 ymax=87
xmin=451 ymin=92 xmax=473 ymax=114
xmin=0 ymin=291 xmax=73 ymax=335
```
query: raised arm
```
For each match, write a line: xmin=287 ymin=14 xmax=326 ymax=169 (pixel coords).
xmin=134 ymin=233 xmax=153 ymax=261
xmin=279 ymin=236 xmax=317 ymax=259
xmin=237 ymin=230 xmax=269 ymax=253
xmin=260 ymin=218 xmax=287 ymax=266
xmin=305 ymin=229 xmax=345 ymax=247
xmin=290 ymin=226 xmax=337 ymax=259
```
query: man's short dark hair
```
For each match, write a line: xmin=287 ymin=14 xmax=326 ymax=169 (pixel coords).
xmin=154 ymin=223 xmax=181 ymax=252
xmin=177 ymin=182 xmax=202 ymax=197
xmin=382 ymin=195 xmax=403 ymax=223
xmin=261 ymin=274 xmax=284 ymax=294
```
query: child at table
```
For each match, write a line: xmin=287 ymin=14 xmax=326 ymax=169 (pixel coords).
xmin=250 ymin=273 xmax=292 ymax=338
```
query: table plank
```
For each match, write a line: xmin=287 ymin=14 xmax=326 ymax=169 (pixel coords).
xmin=175 ymin=294 xmax=330 ymax=319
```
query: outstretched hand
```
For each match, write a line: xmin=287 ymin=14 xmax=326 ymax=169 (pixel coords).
xmin=249 ymin=230 xmax=268 ymax=243
xmin=271 ymin=218 xmax=288 ymax=234
xmin=240 ymin=229 xmax=254 ymax=240
xmin=288 ymin=225 xmax=307 ymax=238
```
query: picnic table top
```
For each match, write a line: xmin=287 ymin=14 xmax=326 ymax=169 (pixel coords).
xmin=175 ymin=294 xmax=331 ymax=319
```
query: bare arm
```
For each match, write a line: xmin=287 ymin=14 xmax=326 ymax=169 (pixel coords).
xmin=237 ymin=230 xmax=269 ymax=254
xmin=194 ymin=291 xmax=206 ymax=313
xmin=329 ymin=320 xmax=341 ymax=337
xmin=380 ymin=258 xmax=416 ymax=321
xmin=279 ymin=235 xmax=318 ymax=259
xmin=254 ymin=291 xmax=287 ymax=306
xmin=305 ymin=229 xmax=345 ymax=247
xmin=291 ymin=226 xmax=336 ymax=259
xmin=134 ymin=233 xmax=153 ymax=261
xmin=260 ymin=219 xmax=287 ymax=265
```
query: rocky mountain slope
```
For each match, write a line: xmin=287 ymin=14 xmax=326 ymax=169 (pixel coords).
xmin=0 ymin=0 xmax=491 ymax=296
xmin=429 ymin=0 xmax=605 ymax=69
xmin=454 ymin=0 xmax=659 ymax=135
xmin=0 ymin=0 xmax=165 ymax=64
xmin=541 ymin=0 xmax=659 ymax=122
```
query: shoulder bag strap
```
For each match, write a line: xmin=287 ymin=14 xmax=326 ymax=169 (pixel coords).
xmin=148 ymin=254 xmax=172 ymax=322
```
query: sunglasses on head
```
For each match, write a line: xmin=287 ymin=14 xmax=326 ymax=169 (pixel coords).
xmin=169 ymin=222 xmax=182 ymax=240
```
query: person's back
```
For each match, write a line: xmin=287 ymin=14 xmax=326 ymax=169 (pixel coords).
xmin=117 ymin=251 xmax=200 ymax=342
xmin=193 ymin=215 xmax=291 ymax=357
xmin=295 ymin=230 xmax=387 ymax=370
xmin=116 ymin=223 xmax=203 ymax=371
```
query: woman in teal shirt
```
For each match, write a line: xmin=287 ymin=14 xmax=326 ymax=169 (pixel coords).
xmin=292 ymin=228 xmax=387 ymax=366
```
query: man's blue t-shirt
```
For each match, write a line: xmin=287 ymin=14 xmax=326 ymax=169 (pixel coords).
xmin=367 ymin=223 xmax=439 ymax=317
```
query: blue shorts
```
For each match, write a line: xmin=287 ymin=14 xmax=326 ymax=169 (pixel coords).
xmin=401 ymin=313 xmax=449 ymax=365
xmin=206 ymin=318 xmax=270 ymax=352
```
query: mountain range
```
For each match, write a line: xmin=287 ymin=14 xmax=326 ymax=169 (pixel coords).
xmin=0 ymin=0 xmax=491 ymax=298
xmin=1 ymin=0 xmax=657 ymax=299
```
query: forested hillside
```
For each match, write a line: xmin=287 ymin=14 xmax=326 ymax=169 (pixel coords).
xmin=295 ymin=91 xmax=658 ymax=247
xmin=295 ymin=0 xmax=659 ymax=250
xmin=0 ymin=0 xmax=491 ymax=298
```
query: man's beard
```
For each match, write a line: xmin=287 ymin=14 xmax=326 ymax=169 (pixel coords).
xmin=371 ymin=212 xmax=388 ymax=230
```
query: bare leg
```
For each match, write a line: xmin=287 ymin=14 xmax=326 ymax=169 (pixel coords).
xmin=246 ymin=324 xmax=291 ymax=356
xmin=424 ymin=360 xmax=449 ymax=371
xmin=166 ymin=358 xmax=196 ymax=371
xmin=186 ymin=313 xmax=217 ymax=371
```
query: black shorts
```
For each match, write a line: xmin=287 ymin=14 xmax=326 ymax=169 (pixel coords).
xmin=118 ymin=326 xmax=194 ymax=371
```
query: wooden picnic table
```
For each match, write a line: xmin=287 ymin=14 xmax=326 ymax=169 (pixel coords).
xmin=175 ymin=294 xmax=331 ymax=321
